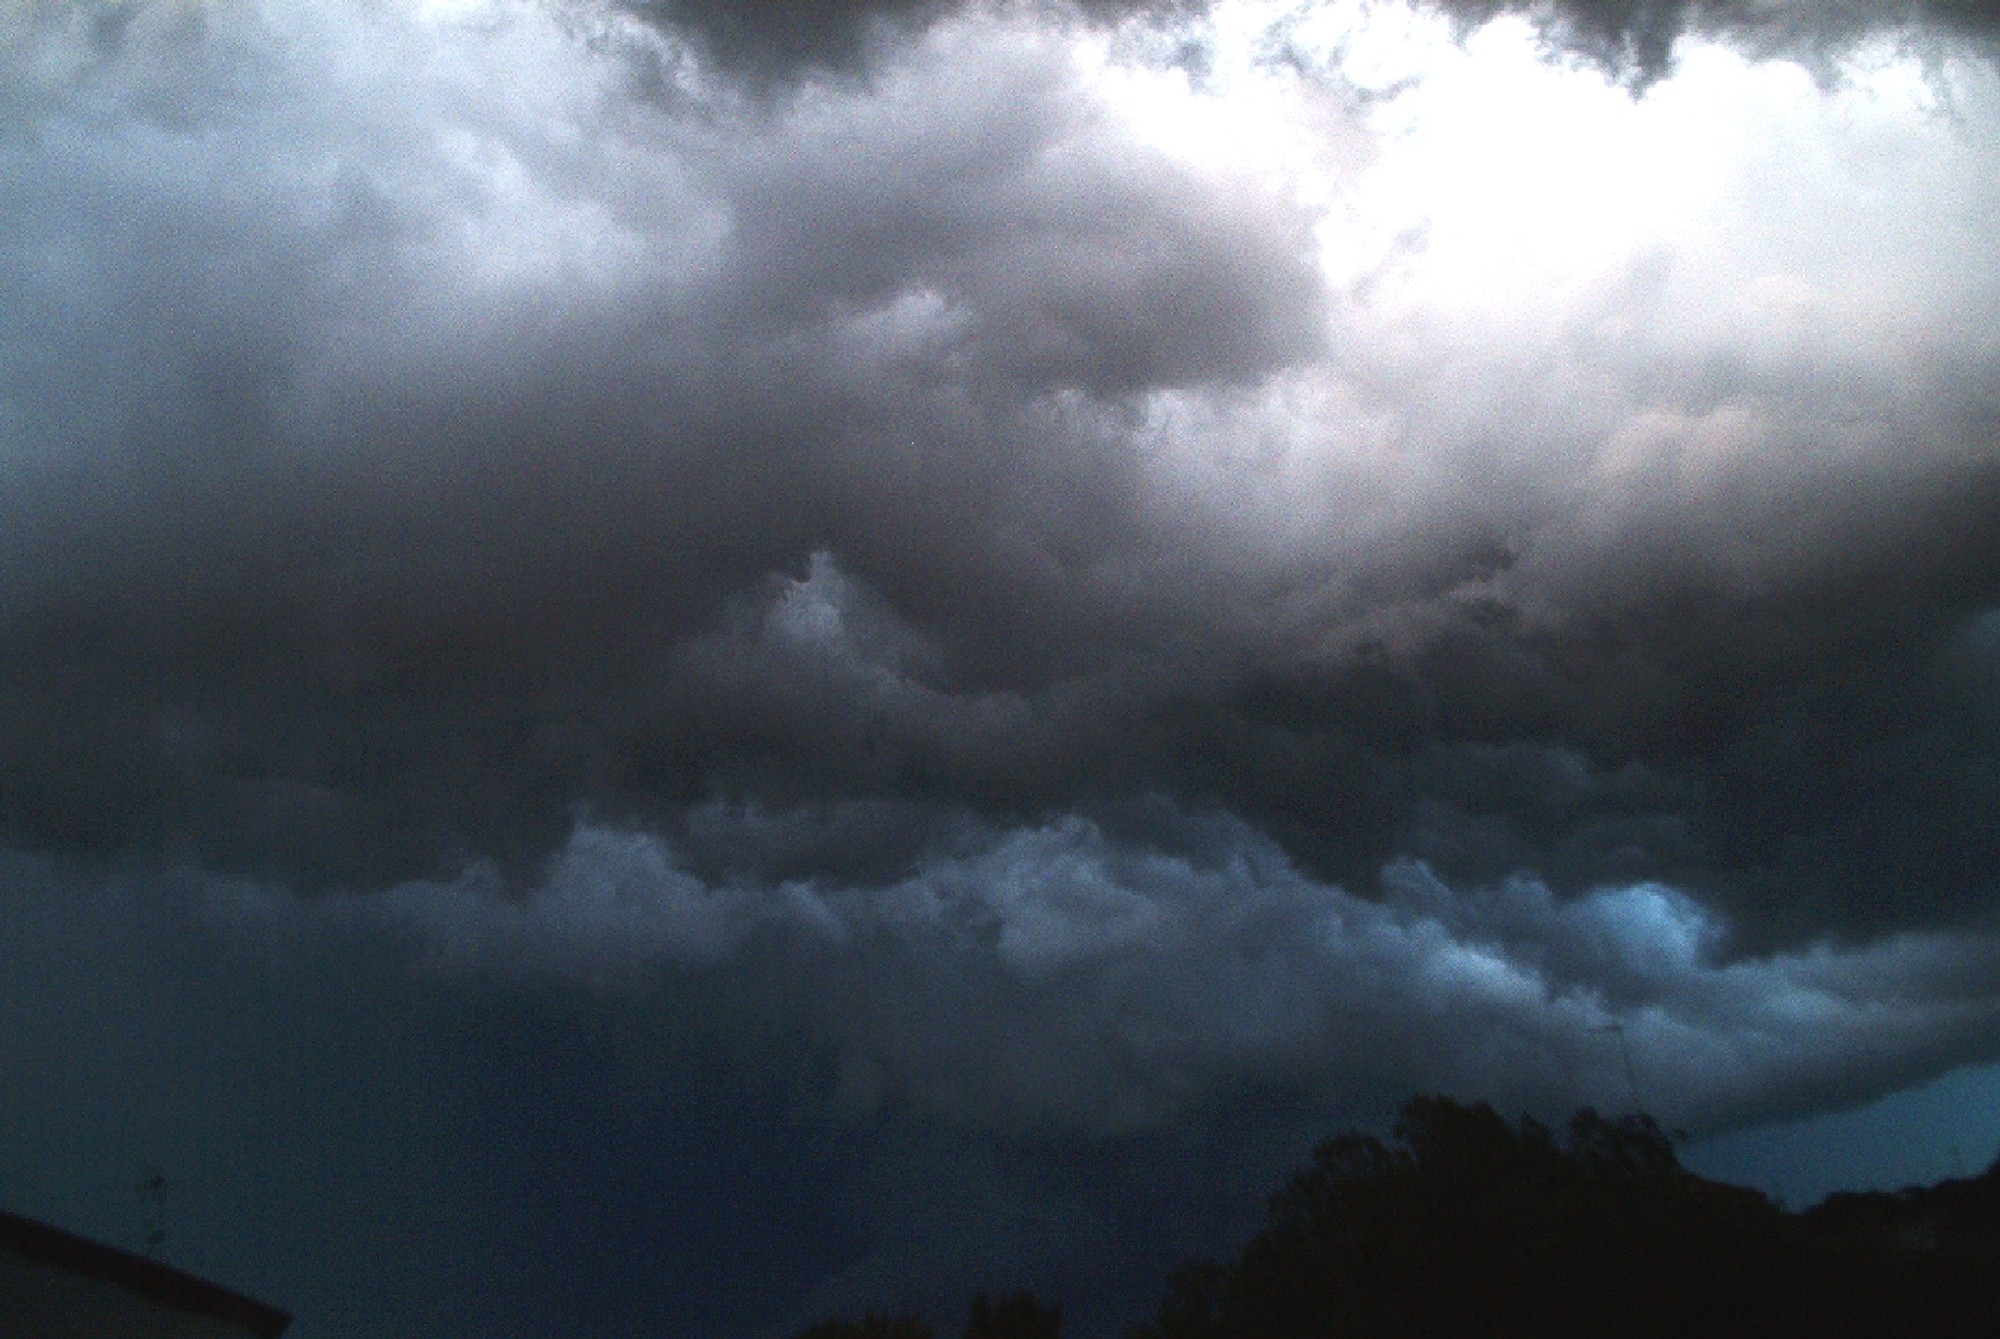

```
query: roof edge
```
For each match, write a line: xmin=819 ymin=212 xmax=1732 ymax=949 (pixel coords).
xmin=1 ymin=1210 xmax=290 ymax=1338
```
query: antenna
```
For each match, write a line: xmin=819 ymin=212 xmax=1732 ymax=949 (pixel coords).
xmin=1595 ymin=1023 xmax=1644 ymax=1113
xmin=137 ymin=1168 xmax=167 ymax=1256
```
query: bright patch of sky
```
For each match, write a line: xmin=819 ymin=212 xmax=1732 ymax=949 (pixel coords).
xmin=1083 ymin=0 xmax=2000 ymax=353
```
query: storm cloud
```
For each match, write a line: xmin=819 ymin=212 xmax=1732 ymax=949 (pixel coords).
xmin=3 ymin=2 xmax=2000 ymax=1329
xmin=621 ymin=0 xmax=2000 ymax=85
xmin=204 ymin=807 xmax=2000 ymax=1135
xmin=1448 ymin=0 xmax=2000 ymax=83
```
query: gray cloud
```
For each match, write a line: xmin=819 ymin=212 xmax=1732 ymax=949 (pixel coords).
xmin=11 ymin=825 xmax=1999 ymax=1339
xmin=0 ymin=0 xmax=1326 ymax=884
xmin=201 ymin=806 xmax=2000 ymax=1138
xmin=617 ymin=0 xmax=2000 ymax=86
xmin=1417 ymin=2 xmax=2000 ymax=86
xmin=7 ymin=11 xmax=2000 ymax=1337
xmin=1 ymin=0 xmax=1997 ymax=1149
xmin=615 ymin=0 xmax=1213 ymax=82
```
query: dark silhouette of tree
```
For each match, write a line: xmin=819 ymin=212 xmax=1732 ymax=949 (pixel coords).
xmin=1805 ymin=1143 xmax=2000 ymax=1248
xmin=790 ymin=1289 xmax=1064 ymax=1339
xmin=1131 ymin=1095 xmax=2000 ymax=1338
xmin=794 ymin=1099 xmax=2000 ymax=1339
xmin=792 ymin=1312 xmax=936 ymax=1339
xmin=963 ymin=1290 xmax=1062 ymax=1339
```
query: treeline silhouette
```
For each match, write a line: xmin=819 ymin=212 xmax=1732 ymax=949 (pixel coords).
xmin=796 ymin=1290 xmax=1060 ymax=1339
xmin=793 ymin=1096 xmax=2000 ymax=1339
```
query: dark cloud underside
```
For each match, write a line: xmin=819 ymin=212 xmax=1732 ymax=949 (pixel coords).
xmin=0 ymin=0 xmax=1996 ymax=1172
xmin=1 ymin=0 xmax=1995 ymax=936
xmin=629 ymin=0 xmax=2000 ymax=86
xmin=1424 ymin=1 xmax=2000 ymax=85
xmin=619 ymin=0 xmax=1211 ymax=80
xmin=4 ymin=9 xmax=2000 ymax=1336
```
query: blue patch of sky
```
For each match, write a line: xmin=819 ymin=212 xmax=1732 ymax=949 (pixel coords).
xmin=1681 ymin=1061 xmax=2000 ymax=1209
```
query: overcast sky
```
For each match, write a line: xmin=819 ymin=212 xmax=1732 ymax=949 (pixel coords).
xmin=3 ymin=1 xmax=1999 ymax=1335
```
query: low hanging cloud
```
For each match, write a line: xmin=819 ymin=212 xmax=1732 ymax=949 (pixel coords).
xmin=2 ymin=0 xmax=1998 ymax=1144
xmin=205 ymin=806 xmax=2000 ymax=1137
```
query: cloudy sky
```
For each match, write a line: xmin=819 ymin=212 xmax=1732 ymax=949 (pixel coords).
xmin=3 ymin=0 xmax=1999 ymax=1333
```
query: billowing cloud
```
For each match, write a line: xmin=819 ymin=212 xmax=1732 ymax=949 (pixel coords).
xmin=1420 ymin=0 xmax=2000 ymax=86
xmin=615 ymin=0 xmax=1212 ymax=81
xmin=5 ymin=0 xmax=1995 ymax=917
xmin=202 ymin=806 xmax=2000 ymax=1136
xmin=615 ymin=0 xmax=2000 ymax=86
xmin=2 ymin=6 xmax=1999 ymax=1313
xmin=1 ymin=0 xmax=1334 ymax=888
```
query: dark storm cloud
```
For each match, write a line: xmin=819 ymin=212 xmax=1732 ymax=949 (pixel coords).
xmin=0 ymin=0 xmax=1326 ymax=887
xmin=2 ymin=0 xmax=1999 ymax=1144
xmin=1421 ymin=0 xmax=2000 ymax=85
xmin=204 ymin=803 xmax=2000 ymax=1137
xmin=615 ymin=0 xmax=1209 ymax=82
xmin=1172 ymin=475 xmax=2000 ymax=946
xmin=616 ymin=0 xmax=2000 ymax=86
